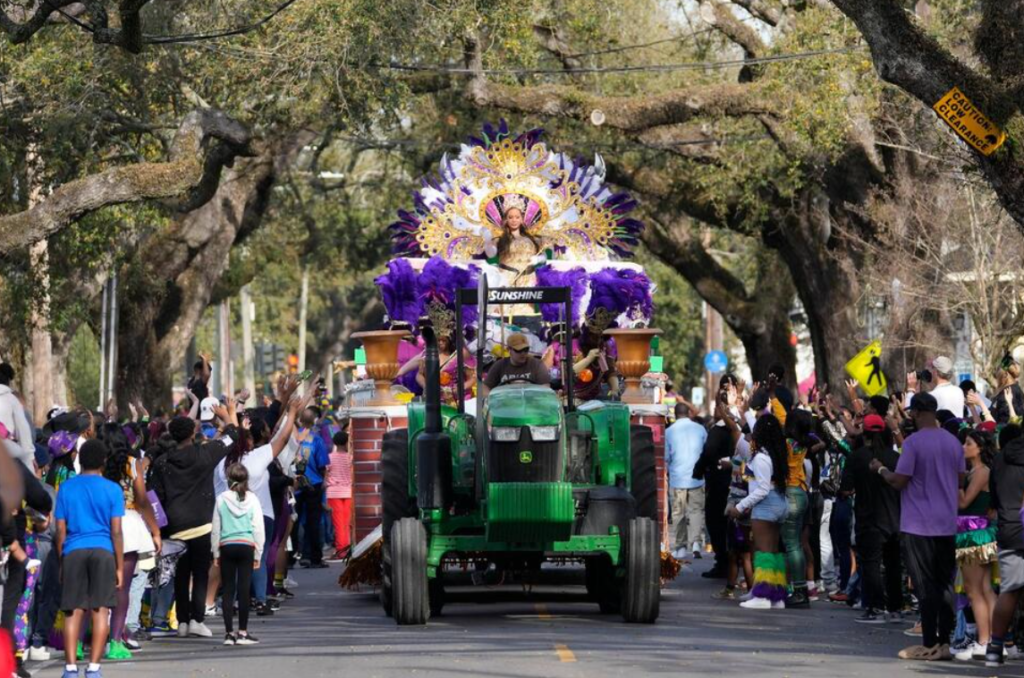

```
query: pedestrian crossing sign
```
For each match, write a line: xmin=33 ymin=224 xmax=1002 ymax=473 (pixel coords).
xmin=845 ymin=340 xmax=887 ymax=396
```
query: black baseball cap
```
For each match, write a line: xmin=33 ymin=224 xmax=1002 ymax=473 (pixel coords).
xmin=909 ymin=392 xmax=938 ymax=413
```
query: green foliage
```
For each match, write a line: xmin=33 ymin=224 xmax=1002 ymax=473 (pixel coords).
xmin=67 ymin=323 xmax=100 ymax=410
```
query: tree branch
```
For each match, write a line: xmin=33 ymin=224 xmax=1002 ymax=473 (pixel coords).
xmin=831 ymin=0 xmax=1024 ymax=232
xmin=466 ymin=79 xmax=771 ymax=133
xmin=0 ymin=108 xmax=253 ymax=251
xmin=729 ymin=0 xmax=781 ymax=26
xmin=644 ymin=213 xmax=761 ymax=331
xmin=532 ymin=23 xmax=583 ymax=72
xmin=0 ymin=0 xmax=79 ymax=43
xmin=702 ymin=0 xmax=766 ymax=58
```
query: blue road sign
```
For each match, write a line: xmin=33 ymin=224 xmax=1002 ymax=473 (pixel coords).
xmin=704 ymin=350 xmax=728 ymax=374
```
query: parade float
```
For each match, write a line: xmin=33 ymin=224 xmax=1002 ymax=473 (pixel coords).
xmin=342 ymin=122 xmax=675 ymax=598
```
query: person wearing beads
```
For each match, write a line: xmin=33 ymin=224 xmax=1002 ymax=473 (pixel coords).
xmin=728 ymin=413 xmax=790 ymax=610
xmin=953 ymin=429 xmax=998 ymax=661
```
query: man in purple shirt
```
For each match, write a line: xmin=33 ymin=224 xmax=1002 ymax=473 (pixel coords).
xmin=872 ymin=392 xmax=965 ymax=661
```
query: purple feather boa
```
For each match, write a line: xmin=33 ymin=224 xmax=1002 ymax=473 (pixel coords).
xmin=586 ymin=268 xmax=653 ymax=320
xmin=375 ymin=258 xmax=422 ymax=328
xmin=535 ymin=266 xmax=588 ymax=324
xmin=416 ymin=257 xmax=480 ymax=325
xmin=375 ymin=256 xmax=480 ymax=331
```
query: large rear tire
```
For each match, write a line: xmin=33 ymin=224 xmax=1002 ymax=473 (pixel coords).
xmin=621 ymin=517 xmax=660 ymax=623
xmin=629 ymin=425 xmax=657 ymax=519
xmin=381 ymin=428 xmax=414 ymax=617
xmin=392 ymin=517 xmax=430 ymax=625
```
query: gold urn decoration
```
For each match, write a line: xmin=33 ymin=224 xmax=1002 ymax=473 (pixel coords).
xmin=603 ymin=328 xmax=663 ymax=404
xmin=351 ymin=330 xmax=412 ymax=405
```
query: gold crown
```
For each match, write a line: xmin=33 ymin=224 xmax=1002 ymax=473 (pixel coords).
xmin=586 ymin=307 xmax=616 ymax=335
xmin=425 ymin=299 xmax=456 ymax=339
xmin=502 ymin=193 xmax=529 ymax=216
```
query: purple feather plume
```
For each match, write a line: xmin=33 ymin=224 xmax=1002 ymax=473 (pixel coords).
xmin=586 ymin=268 xmax=653 ymax=321
xmin=415 ymin=256 xmax=481 ymax=326
xmin=535 ymin=267 xmax=588 ymax=324
xmin=375 ymin=258 xmax=422 ymax=328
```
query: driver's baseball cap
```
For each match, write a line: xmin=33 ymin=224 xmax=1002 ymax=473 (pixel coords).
xmin=507 ymin=333 xmax=530 ymax=352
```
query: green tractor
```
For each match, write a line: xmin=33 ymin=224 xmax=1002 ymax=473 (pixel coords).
xmin=380 ymin=276 xmax=661 ymax=624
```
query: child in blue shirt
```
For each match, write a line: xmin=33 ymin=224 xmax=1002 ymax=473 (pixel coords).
xmin=55 ymin=439 xmax=125 ymax=678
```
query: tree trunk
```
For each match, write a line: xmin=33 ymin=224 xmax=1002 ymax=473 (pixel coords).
xmin=116 ymin=149 xmax=278 ymax=408
xmin=733 ymin=251 xmax=797 ymax=386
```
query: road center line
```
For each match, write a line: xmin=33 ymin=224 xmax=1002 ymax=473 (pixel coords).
xmin=535 ymin=603 xmax=552 ymax=619
xmin=555 ymin=643 xmax=576 ymax=662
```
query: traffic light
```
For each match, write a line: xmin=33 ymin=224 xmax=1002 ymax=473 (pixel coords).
xmin=256 ymin=342 xmax=286 ymax=378
xmin=287 ymin=353 xmax=299 ymax=374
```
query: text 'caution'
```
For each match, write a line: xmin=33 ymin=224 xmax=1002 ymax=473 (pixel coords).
xmin=933 ymin=87 xmax=1006 ymax=156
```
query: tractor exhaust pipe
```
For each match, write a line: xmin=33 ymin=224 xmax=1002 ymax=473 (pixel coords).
xmin=417 ymin=326 xmax=452 ymax=510
xmin=423 ymin=326 xmax=443 ymax=435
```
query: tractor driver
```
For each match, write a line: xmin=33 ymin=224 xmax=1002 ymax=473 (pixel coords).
xmin=481 ymin=333 xmax=551 ymax=398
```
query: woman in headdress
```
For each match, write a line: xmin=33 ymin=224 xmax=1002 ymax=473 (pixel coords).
xmin=484 ymin=194 xmax=551 ymax=293
xmin=415 ymin=301 xmax=475 ymax=407
xmin=543 ymin=309 xmax=620 ymax=402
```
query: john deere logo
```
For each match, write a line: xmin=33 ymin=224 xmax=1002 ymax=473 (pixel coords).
xmin=519 ymin=450 xmax=533 ymax=464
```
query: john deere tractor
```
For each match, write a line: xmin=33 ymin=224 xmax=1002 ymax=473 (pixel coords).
xmin=380 ymin=276 xmax=660 ymax=624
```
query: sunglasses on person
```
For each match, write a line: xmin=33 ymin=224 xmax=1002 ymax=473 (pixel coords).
xmin=511 ymin=346 xmax=530 ymax=354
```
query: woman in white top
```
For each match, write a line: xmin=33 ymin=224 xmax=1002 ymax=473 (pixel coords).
xmin=211 ymin=381 xmax=307 ymax=615
xmin=728 ymin=413 xmax=790 ymax=610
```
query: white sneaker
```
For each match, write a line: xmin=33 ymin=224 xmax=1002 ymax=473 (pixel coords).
xmin=205 ymin=604 xmax=220 ymax=618
xmin=178 ymin=623 xmax=190 ymax=638
xmin=670 ymin=548 xmax=687 ymax=560
xmin=189 ymin=621 xmax=213 ymax=638
xmin=771 ymin=600 xmax=785 ymax=609
xmin=739 ymin=591 xmax=754 ymax=602
xmin=739 ymin=597 xmax=772 ymax=609
xmin=284 ymin=577 xmax=298 ymax=588
xmin=955 ymin=641 xmax=986 ymax=661
xmin=27 ymin=646 xmax=51 ymax=661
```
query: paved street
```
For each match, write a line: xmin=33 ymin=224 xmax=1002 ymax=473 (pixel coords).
xmin=29 ymin=559 xmax=1024 ymax=677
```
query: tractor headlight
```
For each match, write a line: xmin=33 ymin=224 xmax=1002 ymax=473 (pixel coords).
xmin=490 ymin=426 xmax=522 ymax=442
xmin=529 ymin=425 xmax=559 ymax=442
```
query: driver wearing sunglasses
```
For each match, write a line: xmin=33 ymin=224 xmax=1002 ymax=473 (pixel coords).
xmin=480 ymin=333 xmax=552 ymax=398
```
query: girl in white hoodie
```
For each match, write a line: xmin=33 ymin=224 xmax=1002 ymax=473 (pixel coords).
xmin=212 ymin=463 xmax=265 ymax=645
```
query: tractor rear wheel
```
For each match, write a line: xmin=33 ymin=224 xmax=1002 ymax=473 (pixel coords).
xmin=629 ymin=425 xmax=657 ymax=519
xmin=621 ymin=517 xmax=660 ymax=623
xmin=392 ymin=517 xmax=430 ymax=625
xmin=586 ymin=556 xmax=621 ymax=614
xmin=381 ymin=428 xmax=414 ymax=617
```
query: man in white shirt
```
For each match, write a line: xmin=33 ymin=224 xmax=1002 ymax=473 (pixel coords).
xmin=924 ymin=356 xmax=965 ymax=417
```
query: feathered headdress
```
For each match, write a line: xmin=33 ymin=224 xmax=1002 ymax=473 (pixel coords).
xmin=424 ymin=300 xmax=456 ymax=340
xmin=375 ymin=258 xmax=423 ymax=329
xmin=388 ymin=120 xmax=644 ymax=261
xmin=586 ymin=268 xmax=653 ymax=331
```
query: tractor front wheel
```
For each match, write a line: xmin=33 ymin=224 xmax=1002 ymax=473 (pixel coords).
xmin=621 ymin=517 xmax=660 ymax=623
xmin=392 ymin=517 xmax=430 ymax=625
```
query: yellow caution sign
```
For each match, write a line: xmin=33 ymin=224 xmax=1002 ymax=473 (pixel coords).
xmin=845 ymin=340 xmax=887 ymax=397
xmin=933 ymin=87 xmax=1007 ymax=156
